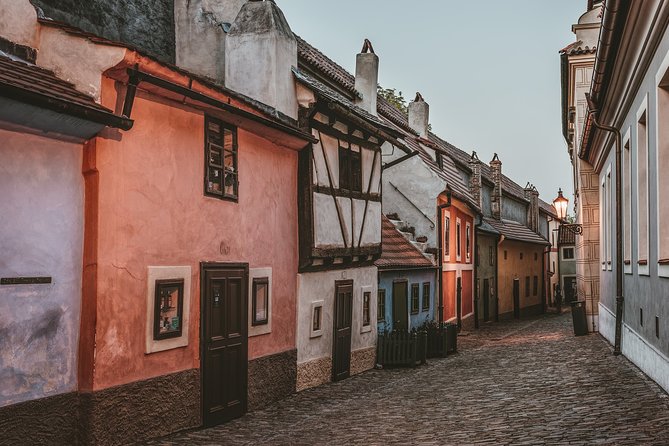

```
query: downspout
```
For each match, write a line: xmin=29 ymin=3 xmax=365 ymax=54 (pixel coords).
xmin=474 ymin=214 xmax=483 ymax=329
xmin=586 ymin=94 xmax=623 ymax=355
xmin=496 ymin=234 xmax=505 ymax=322
xmin=437 ymin=190 xmax=452 ymax=328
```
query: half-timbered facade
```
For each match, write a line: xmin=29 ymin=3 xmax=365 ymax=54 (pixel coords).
xmin=293 ymin=39 xmax=400 ymax=390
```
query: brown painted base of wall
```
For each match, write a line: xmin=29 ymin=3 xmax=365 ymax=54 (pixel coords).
xmin=81 ymin=369 xmax=200 ymax=446
xmin=499 ymin=303 xmax=544 ymax=321
xmin=296 ymin=356 xmax=331 ymax=392
xmin=461 ymin=314 xmax=476 ymax=331
xmin=350 ymin=347 xmax=376 ymax=376
xmin=0 ymin=391 xmax=79 ymax=445
xmin=248 ymin=349 xmax=296 ymax=410
xmin=0 ymin=369 xmax=200 ymax=446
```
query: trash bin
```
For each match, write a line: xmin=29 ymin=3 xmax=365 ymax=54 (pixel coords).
xmin=570 ymin=300 xmax=588 ymax=336
xmin=445 ymin=323 xmax=458 ymax=354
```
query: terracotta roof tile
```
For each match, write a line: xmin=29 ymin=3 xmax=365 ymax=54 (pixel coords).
xmin=0 ymin=54 xmax=114 ymax=114
xmin=376 ymin=215 xmax=436 ymax=269
xmin=483 ymin=218 xmax=549 ymax=246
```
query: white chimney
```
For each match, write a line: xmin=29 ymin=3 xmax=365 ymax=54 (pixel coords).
xmin=354 ymin=39 xmax=378 ymax=116
xmin=408 ymin=92 xmax=429 ymax=138
xmin=174 ymin=0 xmax=247 ymax=82
xmin=225 ymin=0 xmax=298 ymax=119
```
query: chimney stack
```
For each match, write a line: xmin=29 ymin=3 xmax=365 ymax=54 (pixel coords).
xmin=354 ymin=39 xmax=379 ymax=116
xmin=524 ymin=183 xmax=540 ymax=232
xmin=490 ymin=153 xmax=503 ymax=220
xmin=469 ymin=151 xmax=482 ymax=209
xmin=408 ymin=92 xmax=429 ymax=138
xmin=225 ymin=0 xmax=298 ymax=119
xmin=174 ymin=0 xmax=247 ymax=82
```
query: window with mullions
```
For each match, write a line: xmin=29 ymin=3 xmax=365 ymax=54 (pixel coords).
xmin=411 ymin=284 xmax=420 ymax=314
xmin=422 ymin=282 xmax=430 ymax=311
xmin=205 ymin=116 xmax=238 ymax=200
xmin=338 ymin=145 xmax=362 ymax=192
xmin=377 ymin=289 xmax=386 ymax=322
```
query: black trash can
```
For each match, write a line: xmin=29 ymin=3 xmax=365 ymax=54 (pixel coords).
xmin=445 ymin=323 xmax=458 ymax=354
xmin=570 ymin=300 xmax=588 ymax=336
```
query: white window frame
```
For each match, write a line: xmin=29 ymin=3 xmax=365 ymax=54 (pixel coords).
xmin=310 ymin=300 xmax=324 ymax=338
xmin=443 ymin=211 xmax=451 ymax=262
xmin=456 ymin=217 xmax=462 ymax=262
xmin=249 ymin=267 xmax=272 ymax=337
xmin=465 ymin=222 xmax=472 ymax=263
xmin=656 ymin=52 xmax=669 ymax=277
xmin=360 ymin=285 xmax=373 ymax=333
xmin=623 ymin=127 xmax=633 ymax=275
xmin=637 ymin=96 xmax=650 ymax=276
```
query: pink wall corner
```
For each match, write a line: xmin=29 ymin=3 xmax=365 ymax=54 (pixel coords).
xmin=91 ymin=77 xmax=298 ymax=390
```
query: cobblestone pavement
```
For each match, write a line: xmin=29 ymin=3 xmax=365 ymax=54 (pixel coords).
xmin=145 ymin=312 xmax=669 ymax=445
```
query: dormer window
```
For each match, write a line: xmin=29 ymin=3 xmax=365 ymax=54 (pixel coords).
xmin=339 ymin=145 xmax=362 ymax=192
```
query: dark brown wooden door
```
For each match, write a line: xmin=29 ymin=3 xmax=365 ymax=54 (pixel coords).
xmin=513 ymin=278 xmax=520 ymax=319
xmin=333 ymin=280 xmax=353 ymax=381
xmin=392 ymin=281 xmax=408 ymax=331
xmin=483 ymin=279 xmax=490 ymax=322
xmin=201 ymin=263 xmax=248 ymax=427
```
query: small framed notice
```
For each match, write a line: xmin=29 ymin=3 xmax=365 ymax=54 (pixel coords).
xmin=153 ymin=278 xmax=184 ymax=340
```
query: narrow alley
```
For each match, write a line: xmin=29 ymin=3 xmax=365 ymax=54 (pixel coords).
xmin=146 ymin=313 xmax=669 ymax=445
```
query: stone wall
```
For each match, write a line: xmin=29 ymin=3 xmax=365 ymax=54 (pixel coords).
xmin=248 ymin=349 xmax=297 ymax=410
xmin=296 ymin=357 xmax=331 ymax=392
xmin=350 ymin=347 xmax=376 ymax=376
xmin=31 ymin=0 xmax=175 ymax=62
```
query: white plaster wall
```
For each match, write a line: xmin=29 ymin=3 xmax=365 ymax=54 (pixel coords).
xmin=361 ymin=146 xmax=381 ymax=194
xmin=174 ymin=0 xmax=246 ymax=82
xmin=0 ymin=128 xmax=84 ymax=407
xmin=353 ymin=199 xmax=381 ymax=247
xmin=381 ymin=146 xmax=444 ymax=248
xmin=37 ymin=27 xmax=126 ymax=102
xmin=0 ymin=0 xmax=38 ymax=49
xmin=296 ymin=267 xmax=377 ymax=364
xmin=312 ymin=132 xmax=339 ymax=188
xmin=313 ymin=193 xmax=351 ymax=247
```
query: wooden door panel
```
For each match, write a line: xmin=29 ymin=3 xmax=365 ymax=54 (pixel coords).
xmin=333 ymin=281 xmax=353 ymax=381
xmin=201 ymin=264 xmax=248 ymax=427
xmin=392 ymin=281 xmax=408 ymax=331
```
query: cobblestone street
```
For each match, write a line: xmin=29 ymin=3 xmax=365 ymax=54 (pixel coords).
xmin=145 ymin=313 xmax=669 ymax=445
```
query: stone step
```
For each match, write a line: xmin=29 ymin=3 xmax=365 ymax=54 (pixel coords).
xmin=411 ymin=241 xmax=427 ymax=252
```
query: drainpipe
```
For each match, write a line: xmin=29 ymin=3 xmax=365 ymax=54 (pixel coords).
xmin=436 ymin=190 xmax=452 ymax=328
xmin=586 ymin=94 xmax=623 ymax=355
xmin=474 ymin=215 xmax=484 ymax=329
xmin=496 ymin=234 xmax=505 ymax=322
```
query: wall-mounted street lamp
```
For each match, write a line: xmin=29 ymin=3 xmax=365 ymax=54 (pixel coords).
xmin=553 ymin=188 xmax=583 ymax=235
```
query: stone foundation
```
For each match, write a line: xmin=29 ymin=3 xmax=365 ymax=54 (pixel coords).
xmin=296 ymin=356 xmax=332 ymax=391
xmin=350 ymin=347 xmax=376 ymax=376
xmin=248 ymin=349 xmax=297 ymax=410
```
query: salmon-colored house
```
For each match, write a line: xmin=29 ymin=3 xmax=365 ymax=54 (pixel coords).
xmin=439 ymin=191 xmax=477 ymax=329
xmin=0 ymin=2 xmax=314 ymax=444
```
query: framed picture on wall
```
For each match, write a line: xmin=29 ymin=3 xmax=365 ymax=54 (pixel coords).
xmin=153 ymin=278 xmax=185 ymax=340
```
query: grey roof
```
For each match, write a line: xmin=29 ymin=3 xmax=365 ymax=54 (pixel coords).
xmin=484 ymin=218 xmax=550 ymax=246
xmin=478 ymin=219 xmax=501 ymax=236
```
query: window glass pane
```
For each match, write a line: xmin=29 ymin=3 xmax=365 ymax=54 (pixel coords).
xmin=205 ymin=117 xmax=238 ymax=200
xmin=254 ymin=282 xmax=268 ymax=323
xmin=350 ymin=151 xmax=362 ymax=192
xmin=339 ymin=147 xmax=350 ymax=190
xmin=422 ymin=283 xmax=430 ymax=310
xmin=313 ymin=306 xmax=322 ymax=331
xmin=377 ymin=289 xmax=385 ymax=321
xmin=208 ymin=167 xmax=222 ymax=194
xmin=363 ymin=292 xmax=370 ymax=326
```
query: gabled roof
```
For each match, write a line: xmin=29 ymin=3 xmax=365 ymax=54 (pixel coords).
xmin=483 ymin=217 xmax=550 ymax=246
xmin=0 ymin=53 xmax=132 ymax=134
xmin=560 ymin=40 xmax=597 ymax=56
xmin=376 ymin=215 xmax=436 ymax=270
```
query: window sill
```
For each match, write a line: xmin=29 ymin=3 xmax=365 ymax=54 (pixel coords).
xmin=638 ymin=259 xmax=648 ymax=266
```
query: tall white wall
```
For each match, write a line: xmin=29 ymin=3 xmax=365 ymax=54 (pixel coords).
xmin=0 ymin=129 xmax=84 ymax=407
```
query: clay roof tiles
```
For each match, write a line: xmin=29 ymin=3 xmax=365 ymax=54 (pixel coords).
xmin=0 ymin=53 xmax=117 ymax=115
xmin=376 ymin=215 xmax=436 ymax=270
xmin=483 ymin=217 xmax=549 ymax=246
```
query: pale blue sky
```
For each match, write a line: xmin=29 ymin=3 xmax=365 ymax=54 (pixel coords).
xmin=279 ymin=0 xmax=587 ymax=205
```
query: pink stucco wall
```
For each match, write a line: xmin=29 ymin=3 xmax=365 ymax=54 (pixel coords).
xmin=89 ymin=77 xmax=298 ymax=390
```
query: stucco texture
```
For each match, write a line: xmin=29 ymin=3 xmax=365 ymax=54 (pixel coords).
xmin=498 ymin=240 xmax=545 ymax=317
xmin=377 ymin=269 xmax=436 ymax=333
xmin=296 ymin=267 xmax=377 ymax=365
xmin=0 ymin=128 xmax=83 ymax=407
xmin=88 ymin=79 xmax=298 ymax=390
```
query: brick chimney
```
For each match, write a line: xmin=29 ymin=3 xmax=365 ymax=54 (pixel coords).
xmin=354 ymin=39 xmax=378 ymax=116
xmin=174 ymin=0 xmax=247 ymax=81
xmin=490 ymin=153 xmax=503 ymax=220
xmin=524 ymin=183 xmax=540 ymax=232
xmin=408 ymin=92 xmax=429 ymax=138
xmin=469 ymin=151 xmax=482 ymax=209
xmin=225 ymin=0 xmax=298 ymax=119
